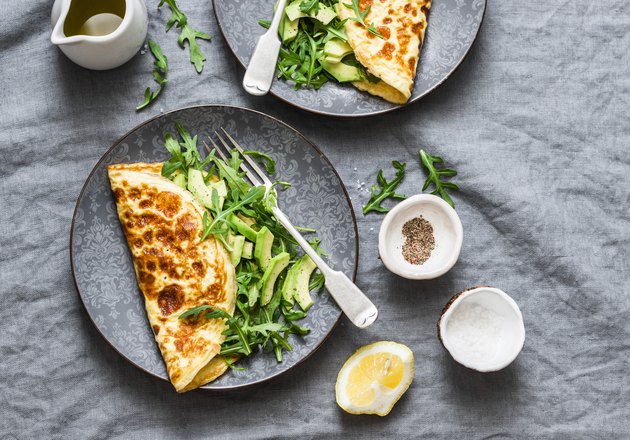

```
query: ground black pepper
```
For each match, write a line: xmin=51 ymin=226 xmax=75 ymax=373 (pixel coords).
xmin=401 ymin=216 xmax=435 ymax=265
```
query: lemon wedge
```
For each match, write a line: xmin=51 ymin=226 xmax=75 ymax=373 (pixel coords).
xmin=335 ymin=341 xmax=414 ymax=416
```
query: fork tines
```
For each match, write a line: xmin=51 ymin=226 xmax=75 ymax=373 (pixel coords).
xmin=204 ymin=128 xmax=271 ymax=188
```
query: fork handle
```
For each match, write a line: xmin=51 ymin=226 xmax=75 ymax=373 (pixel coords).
xmin=272 ymin=207 xmax=378 ymax=329
xmin=242 ymin=0 xmax=288 ymax=96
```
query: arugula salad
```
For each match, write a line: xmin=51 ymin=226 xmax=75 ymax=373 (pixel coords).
xmin=160 ymin=123 xmax=324 ymax=363
xmin=259 ymin=0 xmax=381 ymax=90
xmin=362 ymin=150 xmax=460 ymax=214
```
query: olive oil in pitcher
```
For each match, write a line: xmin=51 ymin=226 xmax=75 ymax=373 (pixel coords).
xmin=63 ymin=0 xmax=126 ymax=37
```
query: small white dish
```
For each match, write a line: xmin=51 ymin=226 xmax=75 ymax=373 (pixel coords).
xmin=438 ymin=286 xmax=525 ymax=372
xmin=378 ymin=194 xmax=463 ymax=280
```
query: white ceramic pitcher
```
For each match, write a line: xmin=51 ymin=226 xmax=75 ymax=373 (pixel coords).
xmin=51 ymin=0 xmax=148 ymax=70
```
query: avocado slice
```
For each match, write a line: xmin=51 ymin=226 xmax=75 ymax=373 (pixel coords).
xmin=238 ymin=214 xmax=257 ymax=227
xmin=247 ymin=283 xmax=259 ymax=307
xmin=254 ymin=226 xmax=274 ymax=270
xmin=324 ymin=39 xmax=353 ymax=60
xmin=285 ymin=0 xmax=336 ymax=24
xmin=282 ymin=262 xmax=298 ymax=305
xmin=284 ymin=255 xmax=318 ymax=311
xmin=324 ymin=55 xmax=343 ymax=64
xmin=229 ymin=214 xmax=257 ymax=242
xmin=242 ymin=241 xmax=254 ymax=260
xmin=320 ymin=60 xmax=362 ymax=83
xmin=187 ymin=169 xmax=224 ymax=209
xmin=282 ymin=17 xmax=299 ymax=43
xmin=228 ymin=233 xmax=245 ymax=266
xmin=260 ymin=252 xmax=290 ymax=306
xmin=172 ymin=173 xmax=187 ymax=189
xmin=210 ymin=179 xmax=228 ymax=199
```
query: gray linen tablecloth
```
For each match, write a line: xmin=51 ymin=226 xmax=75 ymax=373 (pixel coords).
xmin=1 ymin=0 xmax=629 ymax=438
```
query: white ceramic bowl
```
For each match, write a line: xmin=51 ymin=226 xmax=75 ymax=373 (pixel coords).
xmin=378 ymin=194 xmax=463 ymax=279
xmin=438 ymin=287 xmax=525 ymax=372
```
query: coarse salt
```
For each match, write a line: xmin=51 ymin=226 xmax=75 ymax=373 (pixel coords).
xmin=445 ymin=301 xmax=504 ymax=365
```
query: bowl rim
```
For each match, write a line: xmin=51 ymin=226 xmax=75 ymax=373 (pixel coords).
xmin=377 ymin=194 xmax=463 ymax=280
xmin=438 ymin=286 xmax=526 ymax=372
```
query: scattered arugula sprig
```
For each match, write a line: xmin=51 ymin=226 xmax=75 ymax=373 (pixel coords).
xmin=362 ymin=161 xmax=407 ymax=214
xmin=362 ymin=150 xmax=460 ymax=214
xmin=158 ymin=0 xmax=212 ymax=73
xmin=419 ymin=149 xmax=459 ymax=208
xmin=343 ymin=0 xmax=384 ymax=39
xmin=137 ymin=39 xmax=168 ymax=111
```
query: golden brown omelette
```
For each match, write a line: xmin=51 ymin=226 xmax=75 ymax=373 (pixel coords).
xmin=108 ymin=163 xmax=237 ymax=392
xmin=338 ymin=0 xmax=432 ymax=104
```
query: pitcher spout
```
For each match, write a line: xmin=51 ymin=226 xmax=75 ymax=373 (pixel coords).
xmin=51 ymin=22 xmax=82 ymax=46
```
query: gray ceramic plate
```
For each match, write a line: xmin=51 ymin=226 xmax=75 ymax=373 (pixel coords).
xmin=213 ymin=0 xmax=486 ymax=117
xmin=70 ymin=105 xmax=358 ymax=390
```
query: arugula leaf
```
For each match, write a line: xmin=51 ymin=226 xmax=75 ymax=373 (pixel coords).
xmin=342 ymin=0 xmax=384 ymax=39
xmin=224 ymin=357 xmax=245 ymax=371
xmin=419 ymin=149 xmax=459 ymax=208
xmin=300 ymin=0 xmax=320 ymax=14
xmin=362 ymin=161 xmax=407 ymax=214
xmin=244 ymin=150 xmax=276 ymax=174
xmin=180 ymin=305 xmax=252 ymax=355
xmin=160 ymin=122 xmax=205 ymax=178
xmin=136 ymin=40 xmax=168 ymax=111
xmin=175 ymin=122 xmax=202 ymax=165
xmin=158 ymin=0 xmax=212 ymax=73
xmin=309 ymin=272 xmax=325 ymax=291
xmin=275 ymin=180 xmax=292 ymax=191
xmin=211 ymin=155 xmax=250 ymax=197
xmin=244 ymin=322 xmax=286 ymax=336
xmin=201 ymin=186 xmax=266 ymax=239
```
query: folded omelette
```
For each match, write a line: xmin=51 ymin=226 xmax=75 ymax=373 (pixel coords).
xmin=108 ymin=163 xmax=237 ymax=392
xmin=338 ymin=0 xmax=432 ymax=104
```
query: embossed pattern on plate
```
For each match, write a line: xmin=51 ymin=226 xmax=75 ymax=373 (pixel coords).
xmin=70 ymin=106 xmax=358 ymax=389
xmin=213 ymin=0 xmax=486 ymax=116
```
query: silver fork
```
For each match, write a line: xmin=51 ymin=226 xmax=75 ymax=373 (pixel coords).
xmin=207 ymin=129 xmax=378 ymax=329
xmin=242 ymin=0 xmax=288 ymax=96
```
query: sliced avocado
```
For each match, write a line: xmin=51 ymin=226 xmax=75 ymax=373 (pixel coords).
xmin=237 ymin=214 xmax=257 ymax=227
xmin=210 ymin=180 xmax=228 ymax=199
xmin=254 ymin=226 xmax=274 ymax=270
xmin=286 ymin=255 xmax=317 ymax=311
xmin=228 ymin=233 xmax=245 ymax=266
xmin=285 ymin=0 xmax=336 ymax=24
xmin=280 ymin=272 xmax=295 ymax=305
xmin=324 ymin=55 xmax=343 ymax=64
xmin=242 ymin=241 xmax=254 ymax=260
xmin=259 ymin=252 xmax=290 ymax=306
xmin=320 ymin=60 xmax=362 ymax=83
xmin=282 ymin=263 xmax=298 ymax=305
xmin=278 ymin=5 xmax=286 ymax=37
xmin=324 ymin=39 xmax=353 ymax=59
xmin=282 ymin=16 xmax=299 ymax=43
xmin=187 ymin=169 xmax=223 ymax=209
xmin=247 ymin=283 xmax=259 ymax=307
xmin=229 ymin=214 xmax=257 ymax=241
xmin=172 ymin=173 xmax=187 ymax=189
